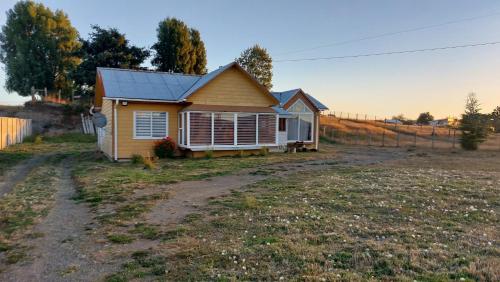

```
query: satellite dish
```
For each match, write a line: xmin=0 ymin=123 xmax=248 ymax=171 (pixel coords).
xmin=92 ymin=112 xmax=107 ymax=128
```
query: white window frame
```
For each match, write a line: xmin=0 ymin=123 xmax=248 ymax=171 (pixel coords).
xmin=287 ymin=99 xmax=314 ymax=142
xmin=179 ymin=111 xmax=278 ymax=150
xmin=133 ymin=111 xmax=169 ymax=140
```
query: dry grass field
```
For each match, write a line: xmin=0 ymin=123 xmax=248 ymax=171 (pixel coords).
xmin=320 ymin=116 xmax=500 ymax=151
xmin=0 ymin=136 xmax=498 ymax=281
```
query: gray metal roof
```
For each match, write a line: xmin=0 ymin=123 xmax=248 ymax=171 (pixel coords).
xmin=272 ymin=89 xmax=329 ymax=111
xmin=271 ymin=106 xmax=293 ymax=116
xmin=305 ymin=93 xmax=329 ymax=110
xmin=98 ymin=68 xmax=201 ymax=101
xmin=98 ymin=65 xmax=328 ymax=111
xmin=271 ymin=89 xmax=301 ymax=106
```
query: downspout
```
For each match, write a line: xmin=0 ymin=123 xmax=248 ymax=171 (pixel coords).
xmin=114 ymin=99 xmax=119 ymax=161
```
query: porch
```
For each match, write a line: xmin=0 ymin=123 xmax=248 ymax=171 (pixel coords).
xmin=177 ymin=105 xmax=278 ymax=151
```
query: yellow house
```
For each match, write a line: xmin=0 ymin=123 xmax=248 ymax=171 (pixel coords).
xmin=94 ymin=62 xmax=328 ymax=160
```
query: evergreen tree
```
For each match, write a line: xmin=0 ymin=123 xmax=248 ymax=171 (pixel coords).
xmin=189 ymin=29 xmax=207 ymax=74
xmin=235 ymin=44 xmax=273 ymax=89
xmin=459 ymin=93 xmax=489 ymax=150
xmin=0 ymin=1 xmax=81 ymax=98
xmin=72 ymin=25 xmax=150 ymax=98
xmin=151 ymin=18 xmax=207 ymax=74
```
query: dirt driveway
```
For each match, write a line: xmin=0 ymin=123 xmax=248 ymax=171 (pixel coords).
xmin=0 ymin=145 xmax=412 ymax=280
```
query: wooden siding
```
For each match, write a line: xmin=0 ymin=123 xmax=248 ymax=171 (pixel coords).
xmin=116 ymin=102 xmax=182 ymax=159
xmin=94 ymin=72 xmax=105 ymax=107
xmin=101 ymin=99 xmax=114 ymax=158
xmin=187 ymin=66 xmax=276 ymax=107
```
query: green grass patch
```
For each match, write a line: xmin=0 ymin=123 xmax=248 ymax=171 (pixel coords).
xmin=107 ymin=234 xmax=135 ymax=244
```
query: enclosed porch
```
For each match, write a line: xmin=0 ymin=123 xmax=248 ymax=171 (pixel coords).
xmin=177 ymin=105 xmax=278 ymax=152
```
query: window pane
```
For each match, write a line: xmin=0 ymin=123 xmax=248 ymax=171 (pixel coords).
xmin=279 ymin=118 xmax=286 ymax=132
xmin=287 ymin=117 xmax=298 ymax=140
xmin=289 ymin=100 xmax=313 ymax=113
xmin=237 ymin=114 xmax=256 ymax=145
xmin=214 ymin=113 xmax=234 ymax=145
xmin=152 ymin=112 xmax=167 ymax=138
xmin=258 ymin=114 xmax=276 ymax=144
xmin=299 ymin=114 xmax=313 ymax=141
xmin=135 ymin=112 xmax=151 ymax=137
xmin=190 ymin=113 xmax=212 ymax=145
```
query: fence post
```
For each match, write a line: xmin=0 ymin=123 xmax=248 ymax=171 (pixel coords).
xmin=396 ymin=131 xmax=400 ymax=147
xmin=431 ymin=126 xmax=435 ymax=149
xmin=414 ymin=131 xmax=417 ymax=147
xmin=452 ymin=129 xmax=456 ymax=149
xmin=382 ymin=130 xmax=385 ymax=147
xmin=368 ymin=131 xmax=372 ymax=146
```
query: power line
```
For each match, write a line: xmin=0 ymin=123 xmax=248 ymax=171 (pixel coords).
xmin=274 ymin=41 xmax=500 ymax=62
xmin=273 ymin=10 xmax=500 ymax=57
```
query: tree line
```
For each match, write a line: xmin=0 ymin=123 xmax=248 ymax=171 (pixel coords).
xmin=0 ymin=1 xmax=274 ymax=101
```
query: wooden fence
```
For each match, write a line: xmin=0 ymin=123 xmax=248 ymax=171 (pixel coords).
xmin=0 ymin=117 xmax=32 ymax=150
xmin=81 ymin=114 xmax=95 ymax=135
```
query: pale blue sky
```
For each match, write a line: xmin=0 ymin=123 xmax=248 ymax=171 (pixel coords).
xmin=1 ymin=0 xmax=499 ymax=118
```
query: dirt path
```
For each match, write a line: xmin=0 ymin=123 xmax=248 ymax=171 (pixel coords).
xmin=147 ymin=146 xmax=409 ymax=226
xmin=0 ymin=155 xmax=49 ymax=198
xmin=0 ymin=161 xmax=115 ymax=282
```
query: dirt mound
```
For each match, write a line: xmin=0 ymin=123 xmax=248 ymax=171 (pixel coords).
xmin=0 ymin=103 xmax=83 ymax=135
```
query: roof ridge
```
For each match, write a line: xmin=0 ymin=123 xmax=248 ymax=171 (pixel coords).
xmin=97 ymin=67 xmax=203 ymax=77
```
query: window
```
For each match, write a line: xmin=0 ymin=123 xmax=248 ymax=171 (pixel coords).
xmin=287 ymin=99 xmax=313 ymax=142
xmin=214 ymin=113 xmax=234 ymax=145
xmin=237 ymin=114 xmax=257 ymax=145
xmin=183 ymin=112 xmax=277 ymax=147
xmin=190 ymin=113 xmax=212 ymax=145
xmin=279 ymin=118 xmax=286 ymax=132
xmin=134 ymin=111 xmax=168 ymax=139
xmin=258 ymin=114 xmax=276 ymax=144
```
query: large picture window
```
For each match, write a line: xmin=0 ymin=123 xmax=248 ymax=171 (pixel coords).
xmin=287 ymin=99 xmax=313 ymax=142
xmin=134 ymin=111 xmax=168 ymax=139
xmin=180 ymin=112 xmax=277 ymax=147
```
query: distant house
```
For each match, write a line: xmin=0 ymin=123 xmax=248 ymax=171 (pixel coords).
xmin=429 ymin=117 xmax=458 ymax=127
xmin=385 ymin=119 xmax=403 ymax=125
xmin=94 ymin=62 xmax=328 ymax=160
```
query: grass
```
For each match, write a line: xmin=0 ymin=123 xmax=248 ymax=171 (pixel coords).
xmin=71 ymin=146 xmax=334 ymax=229
xmin=107 ymin=234 xmax=135 ymax=244
xmin=0 ymin=165 xmax=58 ymax=265
xmin=0 ymin=133 xmax=96 ymax=177
xmin=102 ymin=151 xmax=499 ymax=281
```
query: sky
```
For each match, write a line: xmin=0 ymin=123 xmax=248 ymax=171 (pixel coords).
xmin=0 ymin=0 xmax=499 ymax=119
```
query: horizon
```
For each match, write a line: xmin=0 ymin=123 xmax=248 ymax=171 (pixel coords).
xmin=1 ymin=0 xmax=499 ymax=119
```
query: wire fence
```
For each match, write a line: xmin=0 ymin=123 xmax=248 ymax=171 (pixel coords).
xmin=320 ymin=115 xmax=500 ymax=151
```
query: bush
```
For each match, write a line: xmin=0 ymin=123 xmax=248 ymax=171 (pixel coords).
xmin=130 ymin=154 xmax=144 ymax=165
xmin=153 ymin=137 xmax=176 ymax=158
xmin=259 ymin=146 xmax=268 ymax=156
xmin=34 ymin=135 xmax=43 ymax=144
xmin=460 ymin=133 xmax=479 ymax=150
xmin=204 ymin=150 xmax=213 ymax=159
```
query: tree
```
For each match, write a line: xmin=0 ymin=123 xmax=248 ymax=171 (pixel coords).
xmin=151 ymin=18 xmax=207 ymax=74
xmin=459 ymin=93 xmax=489 ymax=150
xmin=235 ymin=44 xmax=273 ymax=89
xmin=0 ymin=1 xmax=81 ymax=98
xmin=492 ymin=106 xmax=500 ymax=133
xmin=189 ymin=29 xmax=207 ymax=74
xmin=72 ymin=25 xmax=150 ymax=99
xmin=416 ymin=112 xmax=434 ymax=125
